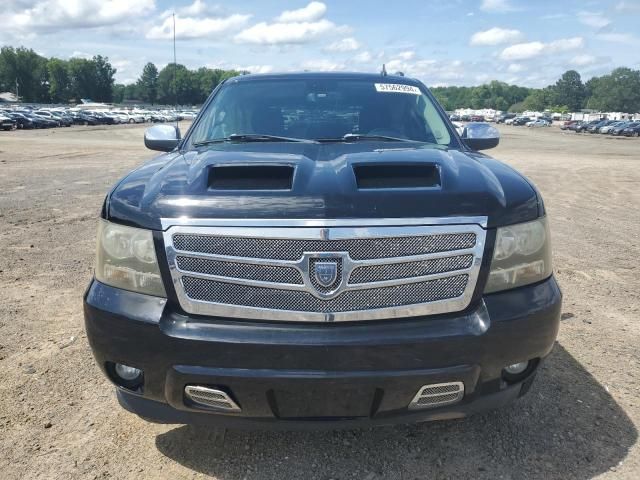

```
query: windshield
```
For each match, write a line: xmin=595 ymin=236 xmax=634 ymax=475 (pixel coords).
xmin=188 ymin=78 xmax=453 ymax=146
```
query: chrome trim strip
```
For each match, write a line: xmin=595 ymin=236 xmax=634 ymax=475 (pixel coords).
xmin=163 ymin=220 xmax=487 ymax=322
xmin=161 ymin=216 xmax=488 ymax=230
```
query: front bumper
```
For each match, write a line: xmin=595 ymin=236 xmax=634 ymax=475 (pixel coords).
xmin=84 ymin=276 xmax=561 ymax=429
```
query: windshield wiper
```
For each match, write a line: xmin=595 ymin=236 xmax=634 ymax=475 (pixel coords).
xmin=194 ymin=133 xmax=316 ymax=146
xmin=317 ymin=133 xmax=421 ymax=143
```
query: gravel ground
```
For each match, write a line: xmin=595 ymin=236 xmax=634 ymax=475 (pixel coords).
xmin=0 ymin=123 xmax=638 ymax=480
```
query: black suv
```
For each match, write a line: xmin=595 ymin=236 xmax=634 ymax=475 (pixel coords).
xmin=84 ymin=72 xmax=561 ymax=428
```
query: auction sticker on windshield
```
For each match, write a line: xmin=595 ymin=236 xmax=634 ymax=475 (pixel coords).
xmin=374 ymin=83 xmax=421 ymax=95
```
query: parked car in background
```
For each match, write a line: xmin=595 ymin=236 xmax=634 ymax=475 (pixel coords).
xmin=512 ymin=116 xmax=532 ymax=126
xmin=622 ymin=122 xmax=640 ymax=137
xmin=526 ymin=119 xmax=550 ymax=128
xmin=560 ymin=120 xmax=576 ymax=130
xmin=449 ymin=114 xmax=460 ymax=121
xmin=566 ymin=121 xmax=584 ymax=132
xmin=470 ymin=114 xmax=485 ymax=122
xmin=32 ymin=113 xmax=59 ymax=128
xmin=496 ymin=113 xmax=516 ymax=124
xmin=24 ymin=113 xmax=52 ymax=128
xmin=0 ymin=114 xmax=16 ymax=130
xmin=610 ymin=122 xmax=632 ymax=136
xmin=599 ymin=121 xmax=625 ymax=134
xmin=71 ymin=112 xmax=100 ymax=126
xmin=589 ymin=120 xmax=618 ymax=133
xmin=575 ymin=120 xmax=599 ymax=133
xmin=6 ymin=112 xmax=36 ymax=129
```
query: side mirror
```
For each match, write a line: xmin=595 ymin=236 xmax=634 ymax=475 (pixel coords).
xmin=144 ymin=125 xmax=181 ymax=152
xmin=461 ymin=122 xmax=500 ymax=150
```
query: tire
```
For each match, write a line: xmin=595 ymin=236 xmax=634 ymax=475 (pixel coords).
xmin=129 ymin=118 xmax=134 ymax=124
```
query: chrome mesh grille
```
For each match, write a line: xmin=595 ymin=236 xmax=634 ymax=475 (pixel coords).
xmin=176 ymin=256 xmax=303 ymax=284
xmin=349 ymin=254 xmax=474 ymax=284
xmin=182 ymin=274 xmax=468 ymax=312
xmin=172 ymin=233 xmax=476 ymax=261
xmin=184 ymin=385 xmax=241 ymax=412
xmin=409 ymin=382 xmax=465 ymax=410
xmin=164 ymin=220 xmax=486 ymax=322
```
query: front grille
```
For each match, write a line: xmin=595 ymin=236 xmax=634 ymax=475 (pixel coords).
xmin=164 ymin=221 xmax=486 ymax=322
xmin=172 ymin=233 xmax=476 ymax=261
xmin=182 ymin=274 xmax=469 ymax=312
xmin=349 ymin=254 xmax=473 ymax=284
xmin=176 ymin=256 xmax=303 ymax=284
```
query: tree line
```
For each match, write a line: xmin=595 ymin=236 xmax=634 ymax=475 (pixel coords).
xmin=0 ymin=46 xmax=243 ymax=105
xmin=432 ymin=68 xmax=640 ymax=113
xmin=2 ymin=45 xmax=640 ymax=112
xmin=112 ymin=63 xmax=245 ymax=105
xmin=0 ymin=46 xmax=116 ymax=103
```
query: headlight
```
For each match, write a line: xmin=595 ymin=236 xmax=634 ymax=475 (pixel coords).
xmin=95 ymin=219 xmax=166 ymax=297
xmin=485 ymin=217 xmax=553 ymax=293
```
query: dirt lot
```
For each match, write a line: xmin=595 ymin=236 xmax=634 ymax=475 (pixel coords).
xmin=0 ymin=123 xmax=639 ymax=479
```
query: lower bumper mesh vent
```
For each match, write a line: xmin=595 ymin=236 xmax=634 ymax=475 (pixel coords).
xmin=184 ymin=385 xmax=241 ymax=412
xmin=408 ymin=382 xmax=465 ymax=410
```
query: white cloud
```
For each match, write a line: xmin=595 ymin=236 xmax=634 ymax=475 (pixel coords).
xmin=570 ymin=54 xmax=597 ymax=66
xmin=147 ymin=13 xmax=250 ymax=40
xmin=177 ymin=0 xmax=223 ymax=17
xmin=507 ymin=63 xmax=524 ymax=73
xmin=2 ymin=0 xmax=155 ymax=32
xmin=396 ymin=50 xmax=416 ymax=61
xmin=235 ymin=2 xmax=349 ymax=45
xmin=239 ymin=64 xmax=274 ymax=74
xmin=480 ymin=0 xmax=515 ymax=12
xmin=470 ymin=27 xmax=523 ymax=46
xmin=276 ymin=2 xmax=327 ymax=23
xmin=499 ymin=37 xmax=584 ymax=61
xmin=70 ymin=51 xmax=93 ymax=60
xmin=235 ymin=18 xmax=346 ymax=45
xmin=324 ymin=37 xmax=360 ymax=52
xmin=577 ymin=11 xmax=611 ymax=29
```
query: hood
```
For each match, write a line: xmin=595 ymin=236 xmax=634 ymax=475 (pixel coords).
xmin=107 ymin=142 xmax=540 ymax=230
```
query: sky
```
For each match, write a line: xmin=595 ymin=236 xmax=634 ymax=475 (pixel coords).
xmin=1 ymin=0 xmax=639 ymax=87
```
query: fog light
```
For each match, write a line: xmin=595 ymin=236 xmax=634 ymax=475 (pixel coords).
xmin=114 ymin=363 xmax=142 ymax=381
xmin=504 ymin=361 xmax=529 ymax=375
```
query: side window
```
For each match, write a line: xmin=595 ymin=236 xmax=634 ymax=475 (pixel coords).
xmin=419 ymin=96 xmax=451 ymax=144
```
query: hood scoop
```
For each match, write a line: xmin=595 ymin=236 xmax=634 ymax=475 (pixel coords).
xmin=208 ymin=164 xmax=294 ymax=190
xmin=353 ymin=163 xmax=440 ymax=189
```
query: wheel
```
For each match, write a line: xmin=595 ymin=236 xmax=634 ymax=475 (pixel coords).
xmin=129 ymin=118 xmax=134 ymax=124
xmin=84 ymin=121 xmax=89 ymax=126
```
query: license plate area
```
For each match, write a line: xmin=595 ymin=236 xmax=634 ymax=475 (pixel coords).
xmin=272 ymin=381 xmax=375 ymax=418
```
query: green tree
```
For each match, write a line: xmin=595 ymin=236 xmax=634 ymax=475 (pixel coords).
xmin=522 ymin=87 xmax=557 ymax=111
xmin=137 ymin=62 xmax=158 ymax=104
xmin=586 ymin=67 xmax=640 ymax=112
xmin=112 ymin=83 xmax=126 ymax=103
xmin=0 ymin=46 xmax=49 ymax=102
xmin=93 ymin=55 xmax=116 ymax=102
xmin=47 ymin=58 xmax=71 ymax=103
xmin=553 ymin=70 xmax=586 ymax=111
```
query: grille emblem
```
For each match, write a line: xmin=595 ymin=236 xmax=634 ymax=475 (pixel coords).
xmin=314 ymin=261 xmax=338 ymax=287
